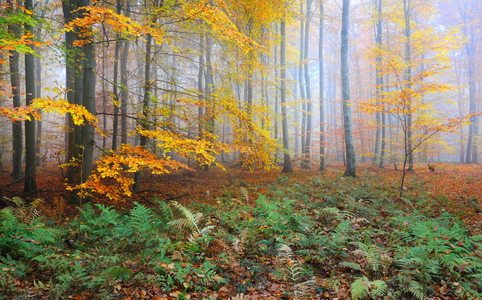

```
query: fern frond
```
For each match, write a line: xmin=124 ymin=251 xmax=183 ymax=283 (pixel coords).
xmin=354 ymin=242 xmax=391 ymax=272
xmin=408 ymin=280 xmax=427 ymax=300
xmin=351 ymin=277 xmax=370 ymax=300
xmin=340 ymin=261 xmax=362 ymax=271
xmin=351 ymin=276 xmax=388 ymax=300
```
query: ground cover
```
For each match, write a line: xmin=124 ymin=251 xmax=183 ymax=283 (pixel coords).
xmin=0 ymin=163 xmax=481 ymax=299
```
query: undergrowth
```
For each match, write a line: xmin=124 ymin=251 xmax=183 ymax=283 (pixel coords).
xmin=1 ymin=173 xmax=481 ymax=299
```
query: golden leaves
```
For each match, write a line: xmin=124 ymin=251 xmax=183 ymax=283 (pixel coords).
xmin=63 ymin=6 xmax=164 ymax=46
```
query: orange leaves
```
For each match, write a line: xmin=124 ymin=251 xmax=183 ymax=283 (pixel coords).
xmin=0 ymin=95 xmax=102 ymax=135
xmin=69 ymin=144 xmax=186 ymax=201
xmin=177 ymin=0 xmax=258 ymax=55
xmin=63 ymin=6 xmax=163 ymax=46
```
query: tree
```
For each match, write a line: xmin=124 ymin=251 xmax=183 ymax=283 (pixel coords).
xmin=280 ymin=16 xmax=292 ymax=173
xmin=403 ymin=0 xmax=414 ymax=172
xmin=79 ymin=0 xmax=97 ymax=186
xmin=458 ymin=0 xmax=480 ymax=163
xmin=24 ymin=0 xmax=36 ymax=193
xmin=361 ymin=0 xmax=472 ymax=196
xmin=301 ymin=0 xmax=313 ymax=169
xmin=373 ymin=0 xmax=383 ymax=166
xmin=341 ymin=0 xmax=356 ymax=177
xmin=5 ymin=0 xmax=23 ymax=182
xmin=319 ymin=0 xmax=325 ymax=171
xmin=133 ymin=4 xmax=157 ymax=193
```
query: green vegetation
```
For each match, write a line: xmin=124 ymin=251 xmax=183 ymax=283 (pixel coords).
xmin=1 ymin=174 xmax=481 ymax=299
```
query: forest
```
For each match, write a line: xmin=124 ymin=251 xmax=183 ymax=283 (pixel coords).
xmin=0 ymin=0 xmax=481 ymax=299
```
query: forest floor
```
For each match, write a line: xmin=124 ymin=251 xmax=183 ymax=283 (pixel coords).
xmin=0 ymin=162 xmax=481 ymax=299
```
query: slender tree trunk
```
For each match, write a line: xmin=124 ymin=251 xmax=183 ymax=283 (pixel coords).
xmin=120 ymin=2 xmax=131 ymax=146
xmin=133 ymin=33 xmax=153 ymax=193
xmin=302 ymin=0 xmax=313 ymax=169
xmin=112 ymin=34 xmax=121 ymax=150
xmin=102 ymin=42 xmax=107 ymax=149
xmin=204 ymin=30 xmax=214 ymax=171
xmin=274 ymin=24 xmax=279 ymax=162
xmin=8 ymin=0 xmax=23 ymax=182
xmin=281 ymin=19 xmax=293 ymax=173
xmin=198 ymin=33 xmax=205 ymax=141
xmin=299 ymin=1 xmax=306 ymax=155
xmin=341 ymin=0 xmax=356 ymax=177
xmin=62 ymin=0 xmax=76 ymax=165
xmin=24 ymin=0 xmax=37 ymax=193
xmin=404 ymin=0 xmax=414 ymax=172
xmin=373 ymin=0 xmax=382 ymax=165
xmin=465 ymin=23 xmax=477 ymax=163
xmin=120 ymin=40 xmax=130 ymax=145
xmin=319 ymin=0 xmax=325 ymax=171
xmin=291 ymin=69 xmax=300 ymax=158
xmin=35 ymin=30 xmax=43 ymax=166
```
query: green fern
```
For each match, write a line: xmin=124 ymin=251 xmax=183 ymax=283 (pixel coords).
xmin=408 ymin=280 xmax=427 ymax=300
xmin=354 ymin=242 xmax=392 ymax=273
xmin=351 ymin=276 xmax=388 ymax=300
xmin=168 ymin=201 xmax=214 ymax=243
xmin=340 ymin=261 xmax=362 ymax=271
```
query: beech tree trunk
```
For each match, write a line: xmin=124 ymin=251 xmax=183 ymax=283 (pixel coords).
xmin=24 ymin=0 xmax=37 ymax=193
xmin=133 ymin=33 xmax=153 ymax=193
xmin=299 ymin=1 xmax=306 ymax=156
xmin=80 ymin=0 xmax=97 ymax=186
xmin=8 ymin=0 xmax=23 ymax=182
xmin=274 ymin=23 xmax=279 ymax=162
xmin=404 ymin=0 xmax=414 ymax=172
xmin=319 ymin=0 xmax=325 ymax=171
xmin=301 ymin=0 xmax=313 ymax=169
xmin=280 ymin=19 xmax=293 ymax=173
xmin=341 ymin=0 xmax=356 ymax=177
xmin=373 ymin=0 xmax=382 ymax=165
xmin=120 ymin=2 xmax=131 ymax=146
xmin=465 ymin=18 xmax=477 ymax=163
xmin=112 ymin=34 xmax=121 ymax=150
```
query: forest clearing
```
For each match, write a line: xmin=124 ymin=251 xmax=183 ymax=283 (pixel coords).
xmin=1 ymin=0 xmax=482 ymax=298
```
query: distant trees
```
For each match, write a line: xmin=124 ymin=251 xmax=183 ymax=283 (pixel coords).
xmin=1 ymin=0 xmax=481 ymax=201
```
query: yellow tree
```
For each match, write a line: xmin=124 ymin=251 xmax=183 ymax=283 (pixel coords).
xmin=362 ymin=0 xmax=471 ymax=197
xmin=64 ymin=0 xmax=287 ymax=201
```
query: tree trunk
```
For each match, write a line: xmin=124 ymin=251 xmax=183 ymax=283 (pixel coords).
xmin=291 ymin=69 xmax=300 ymax=158
xmin=299 ymin=1 xmax=306 ymax=156
xmin=120 ymin=1 xmax=131 ymax=145
xmin=24 ymin=0 xmax=37 ymax=193
xmin=35 ymin=31 xmax=43 ymax=166
xmin=341 ymin=0 xmax=356 ymax=177
xmin=80 ymin=0 xmax=97 ymax=186
xmin=319 ymin=0 xmax=325 ymax=171
xmin=274 ymin=24 xmax=279 ymax=162
xmin=204 ymin=30 xmax=214 ymax=171
xmin=404 ymin=0 xmax=414 ymax=171
xmin=198 ymin=33 xmax=205 ymax=141
xmin=280 ymin=19 xmax=293 ymax=173
xmin=8 ymin=0 xmax=23 ymax=182
xmin=62 ymin=0 xmax=84 ymax=183
xmin=465 ymin=22 xmax=477 ymax=163
xmin=111 ymin=33 xmax=121 ymax=150
xmin=373 ymin=0 xmax=382 ymax=165
xmin=133 ymin=33 xmax=153 ymax=193
xmin=301 ymin=0 xmax=313 ymax=169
